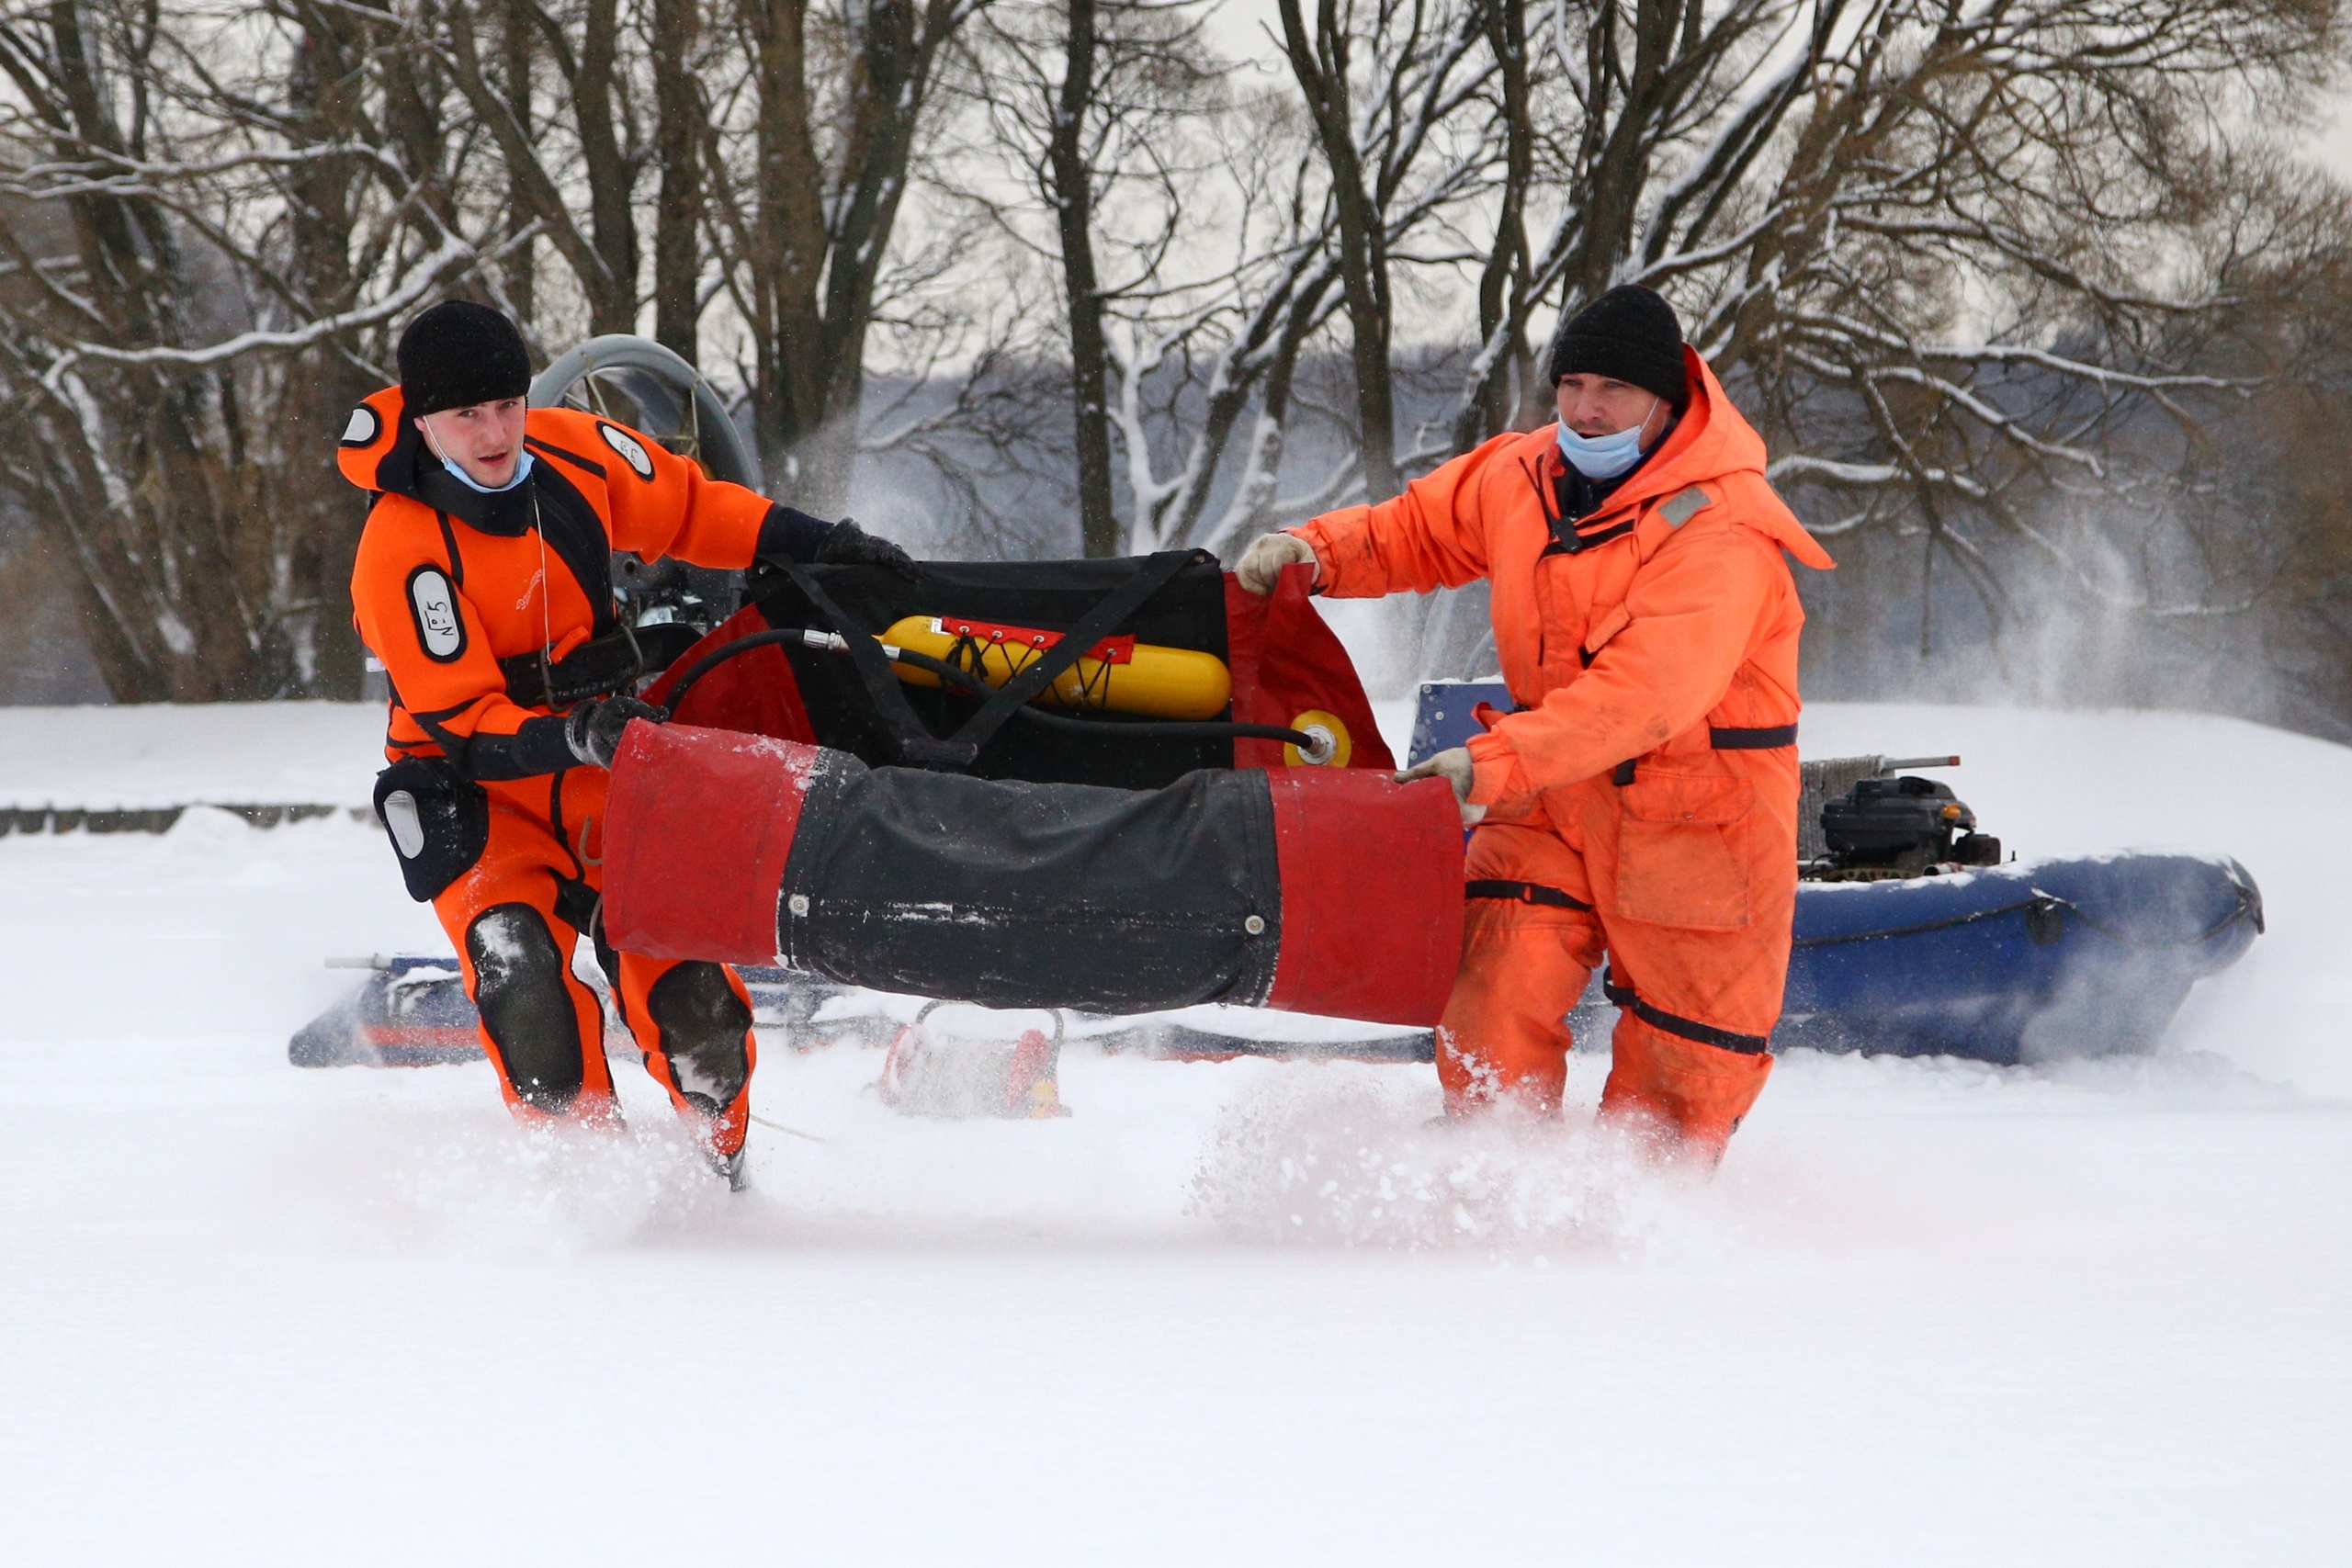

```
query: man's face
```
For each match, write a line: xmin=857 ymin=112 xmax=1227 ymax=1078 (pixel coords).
xmin=417 ymin=397 xmax=527 ymax=487
xmin=1555 ymin=374 xmax=1670 ymax=447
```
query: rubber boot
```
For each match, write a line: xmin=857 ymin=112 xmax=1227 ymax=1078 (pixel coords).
xmin=1598 ymin=1017 xmax=1773 ymax=1166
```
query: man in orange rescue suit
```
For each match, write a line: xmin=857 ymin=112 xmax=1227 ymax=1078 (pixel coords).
xmin=1238 ymin=286 xmax=1832 ymax=1163
xmin=345 ymin=301 xmax=917 ymax=1187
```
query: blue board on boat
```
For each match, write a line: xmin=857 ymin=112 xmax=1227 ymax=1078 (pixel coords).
xmin=1407 ymin=680 xmax=2262 ymax=1064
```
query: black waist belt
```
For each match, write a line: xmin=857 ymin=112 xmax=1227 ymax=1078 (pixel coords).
xmin=499 ymin=623 xmax=701 ymax=709
xmin=1602 ymin=969 xmax=1771 ymax=1055
xmin=1709 ymin=723 xmax=1798 ymax=750
xmin=1611 ymin=722 xmax=1799 ymax=784
xmin=1466 ymin=879 xmax=1593 ymax=911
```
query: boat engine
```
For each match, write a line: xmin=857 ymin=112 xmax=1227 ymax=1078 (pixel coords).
xmin=1815 ymin=774 xmax=2003 ymax=881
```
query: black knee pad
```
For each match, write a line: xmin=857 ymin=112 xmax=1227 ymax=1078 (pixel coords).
xmin=646 ymin=963 xmax=752 ymax=1111
xmin=466 ymin=905 xmax=585 ymax=1112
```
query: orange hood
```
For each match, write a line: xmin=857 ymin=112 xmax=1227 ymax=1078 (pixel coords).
xmin=1580 ymin=347 xmax=1833 ymax=570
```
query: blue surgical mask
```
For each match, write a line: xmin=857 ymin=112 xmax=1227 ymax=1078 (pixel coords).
xmin=441 ymin=447 xmax=534 ymax=494
xmin=1555 ymin=397 xmax=1660 ymax=479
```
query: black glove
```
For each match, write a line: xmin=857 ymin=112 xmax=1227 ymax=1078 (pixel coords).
xmin=565 ymin=695 xmax=666 ymax=769
xmin=813 ymin=516 xmax=922 ymax=581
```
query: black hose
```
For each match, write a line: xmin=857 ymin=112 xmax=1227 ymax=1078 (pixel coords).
xmin=660 ymin=625 xmax=1320 ymax=752
xmin=661 ymin=627 xmax=812 ymax=709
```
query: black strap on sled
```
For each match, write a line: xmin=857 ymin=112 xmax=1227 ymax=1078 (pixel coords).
xmin=942 ymin=549 xmax=1202 ymax=755
xmin=1466 ymin=879 xmax=1593 ymax=910
xmin=662 ymin=625 xmax=1319 ymax=754
xmin=783 ymin=563 xmax=982 ymax=770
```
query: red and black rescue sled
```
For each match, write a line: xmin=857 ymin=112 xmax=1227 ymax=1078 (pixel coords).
xmin=599 ymin=548 xmax=1462 ymax=1027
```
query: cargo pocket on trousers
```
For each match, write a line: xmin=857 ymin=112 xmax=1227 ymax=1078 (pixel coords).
xmin=1612 ymin=772 xmax=1755 ymax=929
xmin=374 ymin=758 xmax=491 ymax=902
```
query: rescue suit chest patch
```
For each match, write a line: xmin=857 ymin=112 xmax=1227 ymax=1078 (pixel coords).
xmin=341 ymin=404 xmax=379 ymax=446
xmin=1658 ymin=487 xmax=1713 ymax=527
xmin=597 ymin=422 xmax=655 ymax=480
xmin=406 ymin=566 xmax=466 ymax=661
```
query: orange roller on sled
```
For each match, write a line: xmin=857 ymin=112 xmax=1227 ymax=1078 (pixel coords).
xmin=599 ymin=719 xmax=1464 ymax=1028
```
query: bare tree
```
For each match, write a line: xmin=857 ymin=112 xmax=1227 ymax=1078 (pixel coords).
xmin=695 ymin=0 xmax=989 ymax=511
xmin=964 ymin=0 xmax=1223 ymax=554
xmin=0 ymin=0 xmax=493 ymax=700
xmin=1275 ymin=0 xmax=1494 ymax=501
xmin=650 ymin=0 xmax=703 ymax=361
xmin=1421 ymin=0 xmax=2348 ymax=621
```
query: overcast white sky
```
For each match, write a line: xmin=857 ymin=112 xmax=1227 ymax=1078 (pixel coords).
xmin=2305 ymin=106 xmax=2352 ymax=182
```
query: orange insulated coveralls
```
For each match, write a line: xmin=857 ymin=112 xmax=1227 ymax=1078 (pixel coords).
xmin=343 ymin=387 xmax=775 ymax=1153
xmin=1294 ymin=348 xmax=1833 ymax=1156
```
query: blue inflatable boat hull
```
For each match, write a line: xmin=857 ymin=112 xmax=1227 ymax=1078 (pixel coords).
xmin=1776 ymin=853 xmax=2259 ymax=1062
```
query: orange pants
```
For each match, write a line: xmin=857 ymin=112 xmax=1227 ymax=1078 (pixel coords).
xmin=430 ymin=766 xmax=757 ymax=1156
xmin=1437 ymin=778 xmax=1790 ymax=1159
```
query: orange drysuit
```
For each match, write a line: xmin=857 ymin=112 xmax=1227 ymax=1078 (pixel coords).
xmin=342 ymin=387 xmax=778 ymax=1154
xmin=1294 ymin=348 xmax=1833 ymax=1157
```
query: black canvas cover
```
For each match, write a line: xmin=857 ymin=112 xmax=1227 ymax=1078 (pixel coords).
xmin=775 ymin=750 xmax=1284 ymax=1012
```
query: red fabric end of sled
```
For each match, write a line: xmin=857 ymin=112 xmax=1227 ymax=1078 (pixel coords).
xmin=603 ymin=720 xmax=816 ymax=964
xmin=1224 ymin=565 xmax=1396 ymax=773
xmin=642 ymin=603 xmax=820 ymax=744
xmin=1264 ymin=769 xmax=1463 ymax=1026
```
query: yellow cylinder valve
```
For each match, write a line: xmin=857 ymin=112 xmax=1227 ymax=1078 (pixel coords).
xmin=881 ymin=615 xmax=1234 ymax=722
xmin=1283 ymin=710 xmax=1351 ymax=768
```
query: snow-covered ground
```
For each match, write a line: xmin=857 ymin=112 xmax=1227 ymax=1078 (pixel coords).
xmin=3 ymin=699 xmax=2347 ymax=1564
xmin=0 ymin=700 xmax=383 ymax=809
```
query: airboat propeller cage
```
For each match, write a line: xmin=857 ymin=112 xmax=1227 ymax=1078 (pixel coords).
xmin=528 ymin=335 xmax=761 ymax=490
xmin=598 ymin=720 xmax=1466 ymax=1026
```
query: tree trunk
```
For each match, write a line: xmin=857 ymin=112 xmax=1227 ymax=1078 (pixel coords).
xmin=501 ymin=0 xmax=537 ymax=326
xmin=1047 ymin=0 xmax=1116 ymax=557
xmin=735 ymin=0 xmax=967 ymax=513
xmin=1455 ymin=0 xmax=1537 ymax=451
xmin=651 ymin=0 xmax=704 ymax=365
xmin=285 ymin=1 xmax=373 ymax=697
xmin=1278 ymin=0 xmax=1400 ymax=501
xmin=574 ymin=0 xmax=640 ymax=334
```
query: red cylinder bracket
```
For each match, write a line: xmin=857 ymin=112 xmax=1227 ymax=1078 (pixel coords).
xmin=602 ymin=720 xmax=816 ymax=964
xmin=1265 ymin=770 xmax=1464 ymax=1026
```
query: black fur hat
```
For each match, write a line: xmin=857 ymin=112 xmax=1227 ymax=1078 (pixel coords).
xmin=1547 ymin=285 xmax=1688 ymax=409
xmin=397 ymin=301 xmax=532 ymax=417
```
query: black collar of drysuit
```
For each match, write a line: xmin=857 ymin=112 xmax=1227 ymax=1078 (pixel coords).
xmin=375 ymin=423 xmax=618 ymax=635
xmin=378 ymin=425 xmax=540 ymax=536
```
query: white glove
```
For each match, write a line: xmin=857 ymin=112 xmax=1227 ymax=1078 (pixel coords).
xmin=1394 ymin=747 xmax=1487 ymax=828
xmin=1234 ymin=532 xmax=1321 ymax=596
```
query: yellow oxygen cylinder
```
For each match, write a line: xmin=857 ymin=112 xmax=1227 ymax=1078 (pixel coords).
xmin=881 ymin=615 xmax=1233 ymax=721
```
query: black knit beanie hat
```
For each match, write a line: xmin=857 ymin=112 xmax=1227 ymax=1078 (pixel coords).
xmin=1547 ymin=285 xmax=1688 ymax=410
xmin=397 ymin=300 xmax=532 ymax=417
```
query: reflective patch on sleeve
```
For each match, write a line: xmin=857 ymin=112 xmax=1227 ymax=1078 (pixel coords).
xmin=405 ymin=565 xmax=467 ymax=663
xmin=1658 ymin=487 xmax=1712 ymax=527
xmin=596 ymin=421 xmax=656 ymax=481
xmin=341 ymin=404 xmax=379 ymax=447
